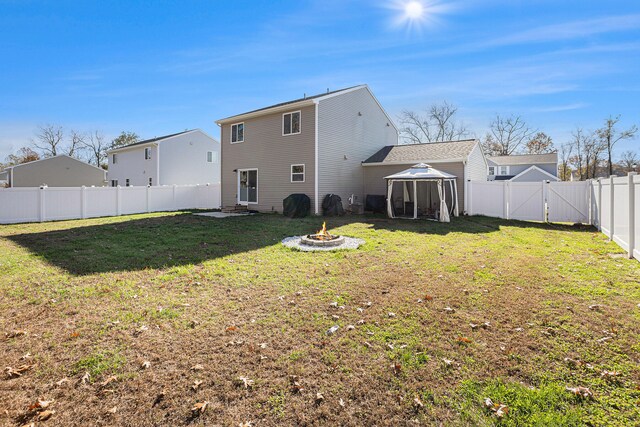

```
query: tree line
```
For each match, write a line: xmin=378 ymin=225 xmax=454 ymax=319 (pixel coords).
xmin=399 ymin=102 xmax=638 ymax=180
xmin=1 ymin=125 xmax=140 ymax=170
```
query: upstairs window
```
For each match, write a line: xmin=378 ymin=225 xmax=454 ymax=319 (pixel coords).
xmin=283 ymin=111 xmax=301 ymax=136
xmin=207 ymin=151 xmax=219 ymax=163
xmin=112 ymin=154 xmax=118 ymax=164
xmin=145 ymin=147 xmax=152 ymax=160
xmin=291 ymin=164 xmax=305 ymax=182
xmin=231 ymin=123 xmax=244 ymax=143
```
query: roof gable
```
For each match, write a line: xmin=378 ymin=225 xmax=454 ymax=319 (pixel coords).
xmin=216 ymin=85 xmax=366 ymax=124
xmin=108 ymin=129 xmax=198 ymax=152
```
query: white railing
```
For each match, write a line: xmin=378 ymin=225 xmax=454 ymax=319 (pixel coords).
xmin=0 ymin=183 xmax=221 ymax=224
xmin=468 ymin=174 xmax=639 ymax=261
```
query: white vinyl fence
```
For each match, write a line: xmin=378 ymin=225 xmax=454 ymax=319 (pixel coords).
xmin=468 ymin=174 xmax=639 ymax=260
xmin=0 ymin=184 xmax=221 ymax=224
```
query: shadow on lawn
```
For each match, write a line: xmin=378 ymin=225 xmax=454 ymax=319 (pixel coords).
xmin=6 ymin=213 xmax=594 ymax=275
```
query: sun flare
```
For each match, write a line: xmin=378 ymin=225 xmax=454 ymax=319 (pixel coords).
xmin=386 ymin=0 xmax=450 ymax=34
xmin=405 ymin=1 xmax=424 ymax=19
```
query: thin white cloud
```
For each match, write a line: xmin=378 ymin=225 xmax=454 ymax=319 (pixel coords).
xmin=530 ymin=103 xmax=590 ymax=113
xmin=482 ymin=14 xmax=640 ymax=47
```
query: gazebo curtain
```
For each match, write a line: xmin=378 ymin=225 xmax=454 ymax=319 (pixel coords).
xmin=386 ymin=178 xmax=457 ymax=222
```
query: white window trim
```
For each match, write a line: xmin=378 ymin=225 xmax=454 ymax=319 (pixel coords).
xmin=488 ymin=166 xmax=495 ymax=175
xmin=499 ymin=166 xmax=510 ymax=175
xmin=290 ymin=164 xmax=305 ymax=183
xmin=282 ymin=111 xmax=301 ymax=136
xmin=144 ymin=147 xmax=152 ymax=160
xmin=231 ymin=122 xmax=244 ymax=144
xmin=237 ymin=168 xmax=258 ymax=205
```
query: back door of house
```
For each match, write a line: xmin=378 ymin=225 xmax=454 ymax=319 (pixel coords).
xmin=238 ymin=169 xmax=258 ymax=205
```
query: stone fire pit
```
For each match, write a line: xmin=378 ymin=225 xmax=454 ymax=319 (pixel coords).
xmin=281 ymin=222 xmax=364 ymax=252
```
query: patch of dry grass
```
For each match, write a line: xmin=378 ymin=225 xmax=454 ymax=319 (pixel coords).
xmin=1 ymin=212 xmax=639 ymax=426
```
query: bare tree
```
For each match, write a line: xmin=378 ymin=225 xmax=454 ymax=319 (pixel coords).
xmin=558 ymin=143 xmax=573 ymax=181
xmin=483 ymin=114 xmax=535 ymax=156
xmin=524 ymin=132 xmax=554 ymax=154
xmin=82 ymin=131 xmax=109 ymax=168
xmin=32 ymin=124 xmax=65 ymax=157
xmin=398 ymin=101 xmax=469 ymax=144
xmin=596 ymin=115 xmax=638 ymax=176
xmin=4 ymin=147 xmax=40 ymax=167
xmin=619 ymin=150 xmax=639 ymax=173
xmin=68 ymin=130 xmax=86 ymax=158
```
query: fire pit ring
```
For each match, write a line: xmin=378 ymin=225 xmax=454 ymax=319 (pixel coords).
xmin=300 ymin=234 xmax=346 ymax=247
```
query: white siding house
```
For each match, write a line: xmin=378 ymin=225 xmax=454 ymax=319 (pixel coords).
xmin=487 ymin=153 xmax=558 ymax=182
xmin=107 ymin=129 xmax=220 ymax=187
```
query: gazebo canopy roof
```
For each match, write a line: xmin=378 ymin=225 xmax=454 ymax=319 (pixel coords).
xmin=384 ymin=163 xmax=457 ymax=180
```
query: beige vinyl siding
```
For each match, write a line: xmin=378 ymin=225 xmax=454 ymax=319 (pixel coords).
xmin=466 ymin=142 xmax=488 ymax=182
xmin=317 ymin=87 xmax=398 ymax=211
xmin=363 ymin=162 xmax=466 ymax=212
xmin=220 ymin=105 xmax=316 ymax=212
xmin=10 ymin=156 xmax=106 ymax=187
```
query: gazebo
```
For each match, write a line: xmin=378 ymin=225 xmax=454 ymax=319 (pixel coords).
xmin=384 ymin=163 xmax=459 ymax=222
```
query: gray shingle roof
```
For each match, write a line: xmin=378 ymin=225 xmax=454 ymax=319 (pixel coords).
xmin=363 ymin=139 xmax=478 ymax=164
xmin=109 ymin=129 xmax=196 ymax=151
xmin=217 ymin=85 xmax=364 ymax=123
xmin=488 ymin=153 xmax=557 ymax=166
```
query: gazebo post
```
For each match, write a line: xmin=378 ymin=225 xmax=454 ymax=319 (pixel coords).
xmin=387 ymin=179 xmax=394 ymax=218
xmin=413 ymin=180 xmax=418 ymax=219
xmin=452 ymin=179 xmax=459 ymax=217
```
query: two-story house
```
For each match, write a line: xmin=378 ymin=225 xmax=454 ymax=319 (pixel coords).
xmin=215 ymin=85 xmax=398 ymax=214
xmin=107 ymin=129 xmax=220 ymax=187
xmin=487 ymin=153 xmax=559 ymax=182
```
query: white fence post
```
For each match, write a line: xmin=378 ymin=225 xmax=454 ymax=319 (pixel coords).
xmin=39 ymin=186 xmax=46 ymax=222
xmin=172 ymin=184 xmax=177 ymax=211
xmin=503 ymin=182 xmax=509 ymax=219
xmin=629 ymin=173 xmax=637 ymax=259
xmin=542 ymin=180 xmax=549 ymax=223
xmin=609 ymin=175 xmax=615 ymax=241
xmin=146 ymin=185 xmax=150 ymax=213
xmin=81 ymin=186 xmax=86 ymax=219
xmin=597 ymin=178 xmax=602 ymax=231
xmin=468 ymin=180 xmax=473 ymax=216
xmin=116 ymin=185 xmax=122 ymax=216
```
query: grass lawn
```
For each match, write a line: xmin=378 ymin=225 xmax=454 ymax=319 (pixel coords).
xmin=1 ymin=212 xmax=639 ymax=426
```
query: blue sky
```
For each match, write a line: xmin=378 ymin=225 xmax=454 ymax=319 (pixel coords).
xmin=0 ymin=0 xmax=639 ymax=160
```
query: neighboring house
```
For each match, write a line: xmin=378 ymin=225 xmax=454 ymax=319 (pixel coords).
xmin=487 ymin=153 xmax=559 ymax=182
xmin=0 ymin=155 xmax=106 ymax=187
xmin=107 ymin=129 xmax=220 ymax=187
xmin=362 ymin=139 xmax=488 ymax=213
xmin=215 ymin=85 xmax=398 ymax=214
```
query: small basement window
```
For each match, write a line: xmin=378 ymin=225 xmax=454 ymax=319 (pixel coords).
xmin=145 ymin=147 xmax=152 ymax=160
xmin=231 ymin=123 xmax=244 ymax=143
xmin=291 ymin=164 xmax=305 ymax=182
xmin=148 ymin=177 xmax=153 ymax=186
xmin=283 ymin=111 xmax=301 ymax=135
xmin=125 ymin=179 xmax=130 ymax=187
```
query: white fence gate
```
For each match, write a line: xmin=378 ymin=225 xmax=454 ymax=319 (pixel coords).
xmin=468 ymin=174 xmax=639 ymax=261
xmin=0 ymin=183 xmax=221 ymax=224
xmin=468 ymin=180 xmax=589 ymax=223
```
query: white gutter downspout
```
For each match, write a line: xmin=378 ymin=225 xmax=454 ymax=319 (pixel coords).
xmin=313 ymin=99 xmax=320 ymax=215
xmin=463 ymin=159 xmax=468 ymax=215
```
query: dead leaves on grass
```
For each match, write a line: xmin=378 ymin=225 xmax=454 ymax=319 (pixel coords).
xmin=484 ymin=397 xmax=508 ymax=418
xmin=5 ymin=364 xmax=34 ymax=379
xmin=566 ymin=386 xmax=594 ymax=399
xmin=191 ymin=401 xmax=209 ymax=414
